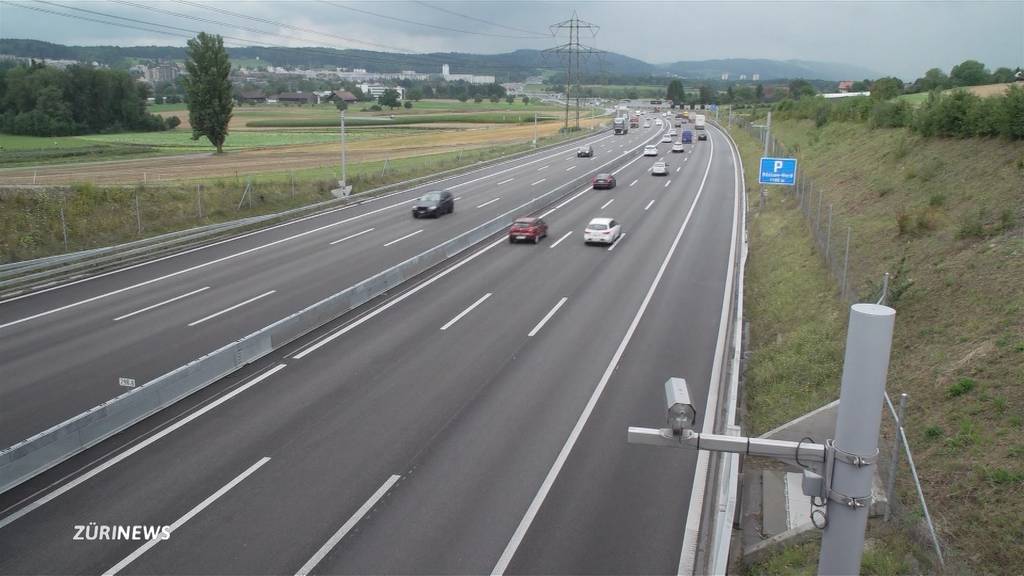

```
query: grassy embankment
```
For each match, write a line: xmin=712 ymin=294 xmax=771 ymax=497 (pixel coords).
xmin=725 ymin=117 xmax=1023 ymax=574
xmin=0 ymin=126 xmax=600 ymax=263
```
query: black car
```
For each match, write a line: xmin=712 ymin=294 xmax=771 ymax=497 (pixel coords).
xmin=412 ymin=191 xmax=454 ymax=218
xmin=577 ymin=145 xmax=594 ymax=157
xmin=697 ymin=132 xmax=708 ymax=141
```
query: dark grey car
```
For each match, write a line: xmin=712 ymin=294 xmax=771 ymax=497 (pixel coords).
xmin=412 ymin=191 xmax=455 ymax=218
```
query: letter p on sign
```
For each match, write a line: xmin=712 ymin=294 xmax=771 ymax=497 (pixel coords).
xmin=773 ymin=160 xmax=784 ymax=172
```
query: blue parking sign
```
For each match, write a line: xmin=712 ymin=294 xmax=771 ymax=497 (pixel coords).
xmin=759 ymin=157 xmax=797 ymax=186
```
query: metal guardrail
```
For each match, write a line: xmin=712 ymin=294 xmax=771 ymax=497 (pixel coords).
xmin=0 ymin=127 xmax=642 ymax=496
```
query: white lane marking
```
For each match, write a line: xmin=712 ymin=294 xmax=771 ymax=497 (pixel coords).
xmin=445 ymin=134 xmax=612 ymax=190
xmin=0 ymin=196 xmax=420 ymax=331
xmin=293 ymin=127 xmax=668 ymax=360
xmin=644 ymin=199 xmax=655 ymax=211
xmin=629 ymin=179 xmax=638 ymax=187
xmin=491 ymin=127 xmax=717 ymax=576
xmin=607 ymin=232 xmax=626 ymax=252
xmin=685 ymin=157 xmax=689 ymax=162
xmin=497 ymin=178 xmax=514 ymax=186
xmin=679 ymin=127 xmax=739 ymax=575
xmin=676 ymin=166 xmax=681 ymax=173
xmin=527 ymin=297 xmax=568 ymax=337
xmin=600 ymin=198 xmax=615 ymax=210
xmin=187 ymin=290 xmax=276 ymax=327
xmin=477 ymin=198 xmax=501 ymax=209
xmin=113 ymin=287 xmax=209 ymax=322
xmin=440 ymin=292 xmax=492 ymax=331
xmin=537 ymin=164 xmax=549 ymax=171
xmin=103 ymin=457 xmax=271 ymax=576
xmin=383 ymin=229 xmax=423 ymax=247
xmin=565 ymin=165 xmax=576 ymax=171
xmin=0 ymin=364 xmax=287 ymax=530
xmin=454 ymin=197 xmax=463 ymax=201
xmin=294 ymin=475 xmax=401 ymax=576
xmin=549 ymin=231 xmax=573 ymax=248
xmin=531 ymin=178 xmax=546 ymax=186
xmin=664 ymin=179 xmax=672 ymax=188
xmin=329 ymin=228 xmax=375 ymax=245
xmin=619 ymin=144 xmax=624 ymax=148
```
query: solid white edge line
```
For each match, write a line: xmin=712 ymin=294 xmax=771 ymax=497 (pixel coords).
xmin=383 ymin=229 xmax=423 ymax=247
xmin=328 ymin=228 xmax=375 ymax=245
xmin=0 ymin=363 xmax=287 ymax=530
xmin=440 ymin=292 xmax=492 ymax=331
xmin=294 ymin=127 xmax=667 ymax=361
xmin=103 ymin=457 xmax=272 ymax=576
xmin=677 ymin=125 xmax=740 ymax=576
xmin=527 ymin=297 xmax=567 ymax=337
xmin=644 ymin=199 xmax=655 ymax=211
xmin=187 ymin=290 xmax=276 ymax=327
xmin=294 ymin=474 xmax=401 ymax=576
xmin=607 ymin=232 xmax=627 ymax=252
xmin=476 ymin=198 xmax=501 ymax=209
xmin=491 ymin=127 xmax=717 ymax=576
xmin=600 ymin=198 xmax=615 ymax=210
xmin=113 ymin=286 xmax=210 ymax=322
xmin=548 ymin=231 xmax=573 ymax=248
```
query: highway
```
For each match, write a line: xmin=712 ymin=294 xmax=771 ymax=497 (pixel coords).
xmin=0 ymin=123 xmax=661 ymax=447
xmin=0 ymin=116 xmax=742 ymax=574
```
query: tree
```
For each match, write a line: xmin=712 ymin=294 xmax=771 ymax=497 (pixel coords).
xmin=506 ymin=95 xmax=515 ymax=104
xmin=755 ymin=83 xmax=764 ymax=101
xmin=991 ymin=67 xmax=1016 ymax=84
xmin=378 ymin=88 xmax=400 ymax=109
xmin=407 ymin=88 xmax=423 ymax=101
xmin=914 ymin=68 xmax=950 ymax=92
xmin=788 ymin=78 xmax=816 ymax=100
xmin=950 ymin=59 xmax=989 ymax=87
xmin=165 ymin=115 xmax=181 ymax=129
xmin=403 ymin=100 xmax=412 ymax=109
xmin=334 ymin=99 xmax=348 ymax=111
xmin=521 ymin=95 xmax=530 ymax=105
xmin=871 ymin=77 xmax=904 ymax=100
xmin=666 ymin=79 xmax=685 ymax=104
xmin=182 ymin=32 xmax=233 ymax=153
xmin=698 ymin=85 xmax=711 ymax=104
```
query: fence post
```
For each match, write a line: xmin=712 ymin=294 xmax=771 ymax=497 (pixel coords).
xmin=135 ymin=190 xmax=142 ymax=235
xmin=816 ymin=185 xmax=823 ymax=240
xmin=196 ymin=183 xmax=203 ymax=219
xmin=841 ymin=226 xmax=851 ymax=300
xmin=33 ymin=170 xmax=37 ymax=185
xmin=458 ymin=148 xmax=464 ymax=162
xmin=381 ymin=158 xmax=389 ymax=178
xmin=826 ymin=204 xmax=833 ymax=265
xmin=884 ymin=393 xmax=908 ymax=522
xmin=290 ymin=171 xmax=295 ymax=198
xmin=60 ymin=191 xmax=69 ymax=252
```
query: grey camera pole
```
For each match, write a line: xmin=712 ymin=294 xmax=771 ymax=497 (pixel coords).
xmin=818 ymin=303 xmax=895 ymax=575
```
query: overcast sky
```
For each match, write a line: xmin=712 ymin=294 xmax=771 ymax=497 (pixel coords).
xmin=0 ymin=1 xmax=1020 ymax=79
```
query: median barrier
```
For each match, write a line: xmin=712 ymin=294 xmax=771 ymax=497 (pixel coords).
xmin=0 ymin=125 xmax=645 ymax=495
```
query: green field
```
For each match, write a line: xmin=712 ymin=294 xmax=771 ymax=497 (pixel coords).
xmin=247 ymin=112 xmax=560 ymax=128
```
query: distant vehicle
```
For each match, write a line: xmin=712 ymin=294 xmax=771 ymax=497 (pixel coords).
xmin=613 ymin=117 xmax=629 ymax=135
xmin=651 ymin=161 xmax=669 ymax=175
xmin=698 ymin=132 xmax=708 ymax=141
xmin=682 ymin=130 xmax=693 ymax=144
xmin=583 ymin=217 xmax=622 ymax=245
xmin=655 ymin=119 xmax=663 ymax=126
xmin=412 ymin=191 xmax=454 ymax=218
xmin=668 ymin=129 xmax=677 ymax=136
xmin=671 ymin=142 xmax=685 ymax=153
xmin=592 ymin=173 xmax=617 ymax=189
xmin=508 ymin=217 xmax=548 ymax=244
xmin=630 ymin=115 xmax=640 ymax=128
xmin=643 ymin=145 xmax=659 ymax=156
xmin=695 ymin=114 xmax=706 ymax=130
xmin=577 ymin=145 xmax=594 ymax=157
xmin=683 ymin=110 xmax=690 ymax=119
xmin=643 ymin=121 xmax=651 ymax=128
xmin=661 ymin=134 xmax=673 ymax=143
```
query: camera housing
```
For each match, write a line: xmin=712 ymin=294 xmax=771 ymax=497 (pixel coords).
xmin=664 ymin=377 xmax=697 ymax=434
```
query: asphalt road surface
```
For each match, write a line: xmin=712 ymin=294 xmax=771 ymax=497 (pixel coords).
xmin=0 ymin=115 xmax=742 ymax=575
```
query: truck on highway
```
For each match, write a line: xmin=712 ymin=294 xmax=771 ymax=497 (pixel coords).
xmin=613 ymin=116 xmax=629 ymax=135
xmin=694 ymin=114 xmax=706 ymax=130
xmin=681 ymin=130 xmax=693 ymax=144
xmin=629 ymin=115 xmax=640 ymax=128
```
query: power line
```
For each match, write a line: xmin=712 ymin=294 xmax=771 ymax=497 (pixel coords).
xmin=411 ymin=1 xmax=550 ymax=38
xmin=318 ymin=0 xmax=548 ymax=40
xmin=3 ymin=2 xmax=187 ymax=41
xmin=545 ymin=11 xmax=603 ymax=131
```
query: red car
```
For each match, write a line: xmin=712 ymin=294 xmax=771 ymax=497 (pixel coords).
xmin=508 ymin=217 xmax=549 ymax=244
xmin=592 ymin=173 xmax=616 ymax=189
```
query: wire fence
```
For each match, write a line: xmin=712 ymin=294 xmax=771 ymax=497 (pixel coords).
xmin=728 ymin=112 xmax=945 ymax=568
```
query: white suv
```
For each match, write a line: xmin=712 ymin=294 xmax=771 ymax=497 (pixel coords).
xmin=643 ymin=145 xmax=659 ymax=156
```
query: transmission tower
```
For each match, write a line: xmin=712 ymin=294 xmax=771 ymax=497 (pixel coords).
xmin=545 ymin=12 xmax=603 ymax=132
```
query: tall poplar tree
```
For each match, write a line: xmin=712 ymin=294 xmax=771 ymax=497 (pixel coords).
xmin=183 ymin=32 xmax=233 ymax=153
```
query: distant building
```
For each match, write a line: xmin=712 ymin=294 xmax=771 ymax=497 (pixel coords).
xmin=237 ymin=91 xmax=267 ymax=104
xmin=275 ymin=92 xmax=320 ymax=105
xmin=144 ymin=62 xmax=181 ymax=84
xmin=721 ymin=73 xmax=729 ymax=81
xmin=739 ymin=74 xmax=747 ymax=81
xmin=440 ymin=64 xmax=495 ymax=85
xmin=358 ymin=84 xmax=406 ymax=100
xmin=823 ymin=91 xmax=871 ymax=99
xmin=837 ymin=80 xmax=855 ymax=93
xmin=752 ymin=73 xmax=760 ymax=81
xmin=331 ymin=90 xmax=359 ymax=103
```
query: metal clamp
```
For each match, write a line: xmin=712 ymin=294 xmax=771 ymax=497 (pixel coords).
xmin=827 ymin=488 xmax=871 ymax=509
xmin=831 ymin=440 xmax=879 ymax=467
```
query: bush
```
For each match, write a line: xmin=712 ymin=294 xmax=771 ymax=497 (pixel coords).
xmin=165 ymin=115 xmax=181 ymax=129
xmin=947 ymin=378 xmax=976 ymax=397
xmin=369 ymin=104 xmax=382 ymax=111
xmin=403 ymin=101 xmax=412 ymax=109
